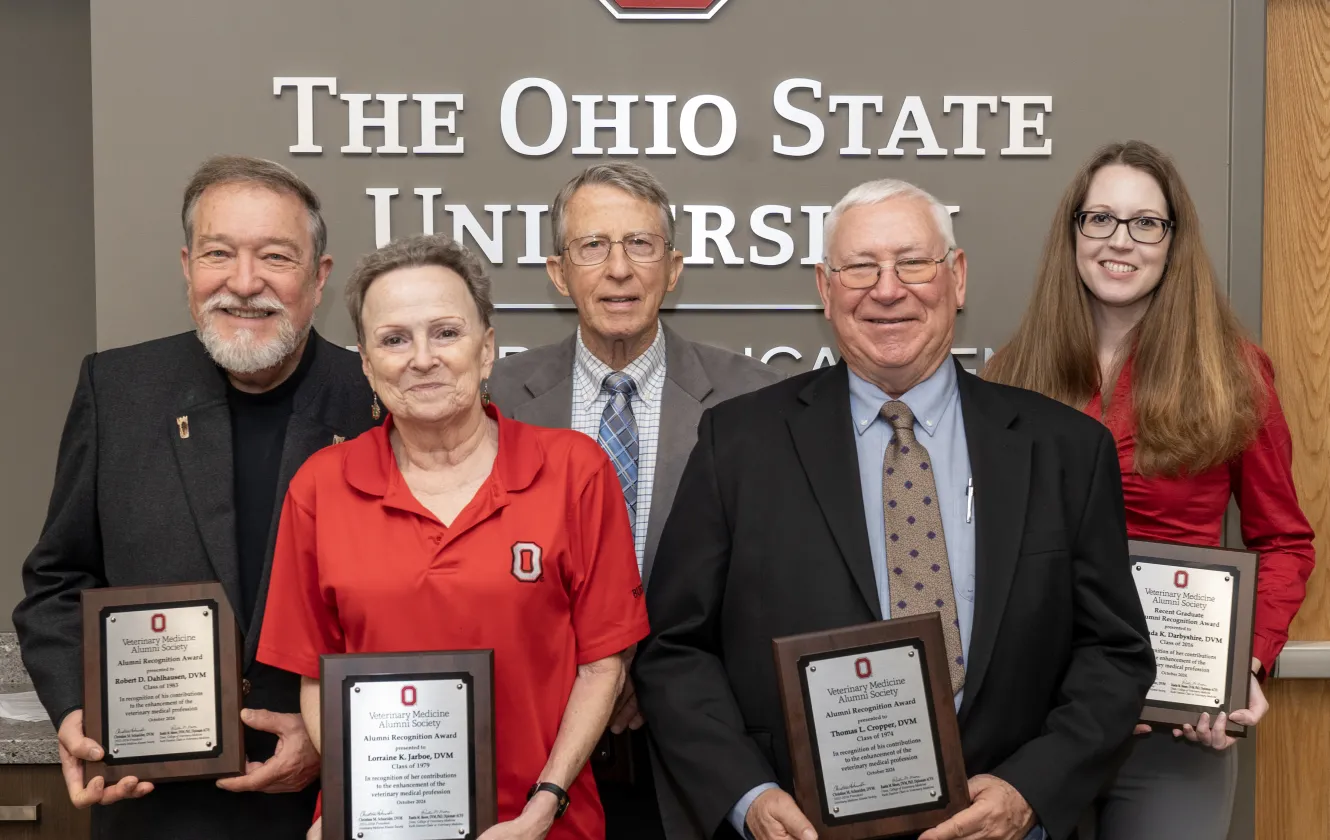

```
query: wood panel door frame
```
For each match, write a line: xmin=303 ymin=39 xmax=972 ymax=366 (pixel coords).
xmin=1258 ymin=2 xmax=1330 ymax=839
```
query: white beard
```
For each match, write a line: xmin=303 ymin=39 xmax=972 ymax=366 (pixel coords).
xmin=195 ymin=292 xmax=307 ymax=374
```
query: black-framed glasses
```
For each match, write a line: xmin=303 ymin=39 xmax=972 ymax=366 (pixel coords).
xmin=1073 ymin=211 xmax=1175 ymax=245
xmin=826 ymin=248 xmax=954 ymax=288
xmin=561 ymin=232 xmax=670 ymax=266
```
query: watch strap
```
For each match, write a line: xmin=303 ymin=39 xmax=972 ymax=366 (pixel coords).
xmin=527 ymin=781 xmax=570 ymax=818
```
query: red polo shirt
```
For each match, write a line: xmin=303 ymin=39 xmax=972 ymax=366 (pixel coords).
xmin=258 ymin=404 xmax=649 ymax=840
xmin=1085 ymin=348 xmax=1315 ymax=671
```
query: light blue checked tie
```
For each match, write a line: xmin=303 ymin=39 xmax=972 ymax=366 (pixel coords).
xmin=598 ymin=372 xmax=639 ymax=533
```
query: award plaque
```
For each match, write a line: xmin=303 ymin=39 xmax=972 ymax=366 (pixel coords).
xmin=80 ymin=581 xmax=245 ymax=783
xmin=772 ymin=615 xmax=969 ymax=839
xmin=1130 ymin=539 xmax=1258 ymax=737
xmin=321 ymin=651 xmax=497 ymax=840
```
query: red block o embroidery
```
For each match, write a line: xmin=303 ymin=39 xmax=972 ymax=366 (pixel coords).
xmin=512 ymin=542 xmax=543 ymax=582
xmin=401 ymin=685 xmax=417 ymax=706
xmin=855 ymin=658 xmax=873 ymax=679
xmin=1174 ymin=570 xmax=1189 ymax=589
xmin=151 ymin=613 xmax=166 ymax=632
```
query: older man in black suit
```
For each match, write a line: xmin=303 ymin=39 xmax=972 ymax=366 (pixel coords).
xmin=13 ymin=155 xmax=378 ymax=839
xmin=634 ymin=178 xmax=1155 ymax=840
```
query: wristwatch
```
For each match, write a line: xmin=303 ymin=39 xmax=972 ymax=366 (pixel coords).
xmin=527 ymin=781 xmax=571 ymax=818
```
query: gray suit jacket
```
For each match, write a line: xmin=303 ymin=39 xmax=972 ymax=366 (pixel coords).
xmin=488 ymin=323 xmax=785 ymax=587
xmin=487 ymin=322 xmax=784 ymax=839
xmin=13 ymin=330 xmax=378 ymax=840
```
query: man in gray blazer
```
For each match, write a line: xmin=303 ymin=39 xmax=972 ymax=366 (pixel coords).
xmin=488 ymin=162 xmax=783 ymax=840
xmin=13 ymin=156 xmax=378 ymax=839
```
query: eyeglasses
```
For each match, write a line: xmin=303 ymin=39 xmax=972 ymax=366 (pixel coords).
xmin=561 ymin=232 xmax=670 ymax=266
xmin=826 ymin=248 xmax=954 ymax=288
xmin=1073 ymin=211 xmax=1174 ymax=245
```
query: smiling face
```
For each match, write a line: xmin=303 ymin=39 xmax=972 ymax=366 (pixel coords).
xmin=1076 ymin=164 xmax=1173 ymax=312
xmin=182 ymin=184 xmax=331 ymax=375
xmin=358 ymin=264 xmax=495 ymax=427
xmin=815 ymin=197 xmax=967 ymax=396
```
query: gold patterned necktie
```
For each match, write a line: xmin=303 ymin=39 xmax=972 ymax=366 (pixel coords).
xmin=881 ymin=400 xmax=966 ymax=692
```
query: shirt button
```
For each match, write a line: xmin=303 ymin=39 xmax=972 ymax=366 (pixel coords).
xmin=242 ymin=678 xmax=251 ymax=696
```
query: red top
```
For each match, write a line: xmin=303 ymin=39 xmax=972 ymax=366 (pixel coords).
xmin=258 ymin=404 xmax=649 ymax=840
xmin=1084 ymin=348 xmax=1315 ymax=671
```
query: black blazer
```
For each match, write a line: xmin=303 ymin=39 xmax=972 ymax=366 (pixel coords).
xmin=13 ymin=330 xmax=378 ymax=840
xmin=633 ymin=361 xmax=1155 ymax=840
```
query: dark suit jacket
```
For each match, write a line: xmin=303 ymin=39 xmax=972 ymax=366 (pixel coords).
xmin=633 ymin=360 xmax=1155 ymax=840
xmin=13 ymin=330 xmax=378 ymax=840
xmin=487 ymin=323 xmax=785 ymax=586
xmin=487 ymin=323 xmax=784 ymax=839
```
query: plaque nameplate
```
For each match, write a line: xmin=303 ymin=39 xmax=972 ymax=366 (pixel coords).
xmin=773 ymin=615 xmax=969 ymax=839
xmin=322 ymin=651 xmax=497 ymax=840
xmin=1129 ymin=539 xmax=1258 ymax=737
xmin=81 ymin=581 xmax=244 ymax=783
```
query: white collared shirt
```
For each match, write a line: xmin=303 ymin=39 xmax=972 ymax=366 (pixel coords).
xmin=571 ymin=324 xmax=667 ymax=573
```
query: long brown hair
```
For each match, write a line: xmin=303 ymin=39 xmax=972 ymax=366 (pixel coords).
xmin=983 ymin=141 xmax=1262 ymax=476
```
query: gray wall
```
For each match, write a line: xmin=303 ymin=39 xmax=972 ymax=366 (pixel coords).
xmin=0 ymin=2 xmax=97 ymax=630
xmin=88 ymin=0 xmax=1237 ymax=372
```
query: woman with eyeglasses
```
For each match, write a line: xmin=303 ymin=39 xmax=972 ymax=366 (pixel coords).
xmin=983 ymin=140 xmax=1314 ymax=839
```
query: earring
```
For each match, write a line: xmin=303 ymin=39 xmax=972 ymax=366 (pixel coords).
xmin=371 ymin=392 xmax=382 ymax=421
xmin=481 ymin=379 xmax=492 ymax=408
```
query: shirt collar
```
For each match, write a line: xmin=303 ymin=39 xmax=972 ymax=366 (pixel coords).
xmin=344 ymin=402 xmax=542 ymax=502
xmin=572 ymin=322 xmax=667 ymax=410
xmin=848 ymin=358 xmax=958 ymax=439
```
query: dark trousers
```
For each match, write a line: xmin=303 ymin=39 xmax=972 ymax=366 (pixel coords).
xmin=593 ymin=727 xmax=667 ymax=840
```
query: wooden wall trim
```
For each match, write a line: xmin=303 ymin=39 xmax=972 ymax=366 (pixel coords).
xmin=1257 ymin=1 xmax=1330 ymax=838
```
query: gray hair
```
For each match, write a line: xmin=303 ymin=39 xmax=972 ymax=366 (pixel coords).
xmin=344 ymin=234 xmax=494 ymax=344
xmin=182 ymin=155 xmax=328 ymax=259
xmin=823 ymin=179 xmax=957 ymax=262
xmin=550 ymin=163 xmax=675 ymax=251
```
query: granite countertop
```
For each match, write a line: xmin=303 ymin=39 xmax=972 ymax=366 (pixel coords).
xmin=0 ymin=631 xmax=60 ymax=764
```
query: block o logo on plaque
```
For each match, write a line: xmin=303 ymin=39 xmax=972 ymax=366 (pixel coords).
xmin=1174 ymin=570 xmax=1189 ymax=589
xmin=598 ymin=0 xmax=731 ymax=21
xmin=855 ymin=658 xmax=873 ymax=679
xmin=151 ymin=613 xmax=166 ymax=632
xmin=401 ymin=686 xmax=417 ymax=707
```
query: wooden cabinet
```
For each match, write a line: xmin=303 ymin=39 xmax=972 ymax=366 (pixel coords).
xmin=0 ymin=765 xmax=89 ymax=840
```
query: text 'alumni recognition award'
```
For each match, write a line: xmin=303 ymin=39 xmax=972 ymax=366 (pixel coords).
xmin=773 ymin=615 xmax=969 ymax=839
xmin=81 ymin=581 xmax=245 ymax=783
xmin=1130 ymin=539 xmax=1258 ymax=737
xmin=322 ymin=651 xmax=497 ymax=840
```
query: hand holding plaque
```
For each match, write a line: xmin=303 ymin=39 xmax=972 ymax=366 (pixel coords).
xmin=1128 ymin=540 xmax=1259 ymax=738
xmin=57 ymin=708 xmax=156 ymax=807
xmin=772 ymin=614 xmax=969 ymax=839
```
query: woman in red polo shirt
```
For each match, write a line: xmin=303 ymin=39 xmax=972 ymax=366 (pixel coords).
xmin=258 ymin=234 xmax=649 ymax=840
xmin=984 ymin=141 xmax=1315 ymax=839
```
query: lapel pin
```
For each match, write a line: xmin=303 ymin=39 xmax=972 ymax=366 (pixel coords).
xmin=176 ymin=416 xmax=190 ymax=440
xmin=332 ymin=435 xmax=345 ymax=445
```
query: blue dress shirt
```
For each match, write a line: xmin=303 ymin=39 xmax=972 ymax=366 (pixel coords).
xmin=728 ymin=361 xmax=1045 ymax=840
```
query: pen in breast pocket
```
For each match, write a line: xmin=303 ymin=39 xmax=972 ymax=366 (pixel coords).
xmin=966 ymin=477 xmax=974 ymax=524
